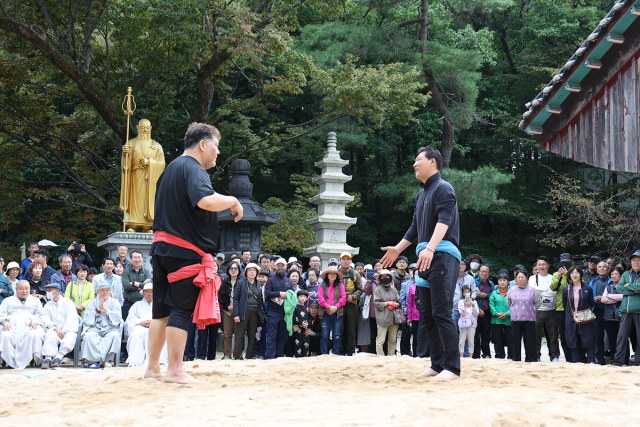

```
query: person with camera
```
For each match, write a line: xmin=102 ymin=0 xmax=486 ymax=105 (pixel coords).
xmin=64 ymin=242 xmax=93 ymax=273
xmin=562 ymin=266 xmax=595 ymax=364
xmin=551 ymin=253 xmax=574 ymax=362
xmin=529 ymin=256 xmax=560 ymax=362
xmin=457 ymin=285 xmax=478 ymax=358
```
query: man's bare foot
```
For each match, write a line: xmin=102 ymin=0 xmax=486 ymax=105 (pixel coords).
xmin=416 ymin=368 xmax=439 ymax=378
xmin=144 ymin=363 xmax=164 ymax=379
xmin=164 ymin=371 xmax=199 ymax=384
xmin=433 ymin=370 xmax=459 ymax=381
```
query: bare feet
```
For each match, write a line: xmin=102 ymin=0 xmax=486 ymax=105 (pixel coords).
xmin=164 ymin=371 xmax=199 ymax=384
xmin=144 ymin=363 xmax=164 ymax=380
xmin=416 ymin=368 xmax=439 ymax=378
xmin=433 ymin=370 xmax=459 ymax=381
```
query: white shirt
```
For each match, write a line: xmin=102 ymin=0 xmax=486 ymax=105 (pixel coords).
xmin=529 ymin=273 xmax=556 ymax=311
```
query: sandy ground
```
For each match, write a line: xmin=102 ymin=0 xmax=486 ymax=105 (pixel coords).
xmin=0 ymin=355 xmax=637 ymax=427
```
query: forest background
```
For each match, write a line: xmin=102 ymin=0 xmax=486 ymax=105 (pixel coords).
xmin=0 ymin=0 xmax=636 ymax=272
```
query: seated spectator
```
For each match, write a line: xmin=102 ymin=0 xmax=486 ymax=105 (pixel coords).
xmin=64 ymin=242 xmax=93 ymax=273
xmin=114 ymin=260 xmax=125 ymax=276
xmin=50 ymin=254 xmax=77 ymax=295
xmin=41 ymin=282 xmax=78 ymax=369
xmin=65 ymin=264 xmax=95 ymax=317
xmin=507 ymin=271 xmax=537 ymax=362
xmin=457 ymin=285 xmax=479 ymax=358
xmin=318 ymin=266 xmax=346 ymax=355
xmin=562 ymin=266 xmax=596 ymax=364
xmin=92 ymin=258 xmax=124 ymax=305
xmin=125 ymin=283 xmax=168 ymax=367
xmin=0 ymin=280 xmax=45 ymax=369
xmin=0 ymin=272 xmax=13 ymax=304
xmin=373 ymin=269 xmax=401 ymax=356
xmin=20 ymin=242 xmax=39 ymax=280
xmin=602 ymin=266 xmax=628 ymax=365
xmin=5 ymin=262 xmax=21 ymax=293
xmin=27 ymin=262 xmax=49 ymax=306
xmin=87 ymin=267 xmax=99 ymax=283
xmin=81 ymin=282 xmax=123 ymax=368
xmin=233 ymin=263 xmax=262 ymax=360
xmin=23 ymin=249 xmax=56 ymax=282
xmin=612 ymin=249 xmax=640 ymax=367
xmin=292 ymin=289 xmax=311 ymax=357
xmin=490 ymin=272 xmax=513 ymax=360
xmin=121 ymin=250 xmax=152 ymax=327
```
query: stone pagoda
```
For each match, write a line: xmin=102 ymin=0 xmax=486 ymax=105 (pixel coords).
xmin=304 ymin=132 xmax=359 ymax=269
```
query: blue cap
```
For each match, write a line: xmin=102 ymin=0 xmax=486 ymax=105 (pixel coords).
xmin=96 ymin=283 xmax=110 ymax=291
xmin=631 ymin=250 xmax=640 ymax=259
xmin=45 ymin=283 xmax=61 ymax=290
xmin=328 ymin=258 xmax=339 ymax=265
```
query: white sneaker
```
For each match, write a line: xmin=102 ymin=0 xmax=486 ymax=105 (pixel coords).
xmin=104 ymin=361 xmax=113 ymax=368
xmin=61 ymin=357 xmax=70 ymax=364
xmin=552 ymin=358 xmax=559 ymax=363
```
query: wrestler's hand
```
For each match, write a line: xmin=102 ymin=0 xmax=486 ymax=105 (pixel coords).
xmin=416 ymin=248 xmax=434 ymax=272
xmin=380 ymin=246 xmax=399 ymax=269
xmin=231 ymin=199 xmax=244 ymax=223
xmin=234 ymin=316 xmax=240 ymax=323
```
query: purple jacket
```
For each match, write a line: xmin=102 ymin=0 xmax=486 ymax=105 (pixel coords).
xmin=407 ymin=284 xmax=420 ymax=321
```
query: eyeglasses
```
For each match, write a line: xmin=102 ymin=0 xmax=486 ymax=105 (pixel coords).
xmin=229 ymin=268 xmax=239 ymax=271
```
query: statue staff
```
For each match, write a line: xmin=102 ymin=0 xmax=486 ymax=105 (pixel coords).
xmin=120 ymin=87 xmax=136 ymax=232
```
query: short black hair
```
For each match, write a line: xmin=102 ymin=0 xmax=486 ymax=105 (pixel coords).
xmin=75 ymin=263 xmax=89 ymax=274
xmin=241 ymin=249 xmax=251 ymax=256
xmin=354 ymin=262 xmax=364 ymax=268
xmin=102 ymin=257 xmax=115 ymax=266
xmin=567 ymin=265 xmax=584 ymax=282
xmin=35 ymin=248 xmax=50 ymax=260
xmin=184 ymin=122 xmax=221 ymax=150
xmin=307 ymin=268 xmax=319 ymax=278
xmin=259 ymin=255 xmax=271 ymax=263
xmin=130 ymin=249 xmax=143 ymax=258
xmin=288 ymin=270 xmax=300 ymax=279
xmin=417 ymin=146 xmax=443 ymax=171
xmin=297 ymin=289 xmax=309 ymax=297
xmin=226 ymin=261 xmax=240 ymax=275
xmin=396 ymin=256 xmax=408 ymax=263
xmin=536 ymin=256 xmax=550 ymax=265
xmin=117 ymin=244 xmax=128 ymax=250
xmin=88 ymin=267 xmax=99 ymax=275
xmin=258 ymin=269 xmax=270 ymax=277
xmin=479 ymin=263 xmax=491 ymax=271
xmin=372 ymin=259 xmax=381 ymax=267
xmin=28 ymin=242 xmax=39 ymax=248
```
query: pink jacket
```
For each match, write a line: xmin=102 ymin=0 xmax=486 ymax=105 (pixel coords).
xmin=407 ymin=284 xmax=420 ymax=321
xmin=458 ymin=299 xmax=479 ymax=327
xmin=601 ymin=287 xmax=623 ymax=304
xmin=318 ymin=282 xmax=346 ymax=309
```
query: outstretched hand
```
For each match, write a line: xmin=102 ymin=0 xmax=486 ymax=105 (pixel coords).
xmin=380 ymin=246 xmax=399 ymax=269
xmin=231 ymin=200 xmax=244 ymax=223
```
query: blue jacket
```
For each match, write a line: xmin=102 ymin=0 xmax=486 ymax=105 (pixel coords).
xmin=50 ymin=270 xmax=77 ymax=295
xmin=474 ymin=277 xmax=494 ymax=312
xmin=0 ymin=275 xmax=14 ymax=304
xmin=264 ymin=274 xmax=293 ymax=314
xmin=400 ymin=279 xmax=415 ymax=313
xmin=588 ymin=276 xmax=610 ymax=310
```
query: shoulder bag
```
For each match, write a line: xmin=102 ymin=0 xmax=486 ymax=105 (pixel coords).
xmin=568 ymin=286 xmax=596 ymax=325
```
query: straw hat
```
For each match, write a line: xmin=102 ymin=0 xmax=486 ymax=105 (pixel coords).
xmin=320 ymin=266 xmax=344 ymax=281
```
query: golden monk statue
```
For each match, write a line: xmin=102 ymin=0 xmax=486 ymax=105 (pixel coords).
xmin=119 ymin=119 xmax=165 ymax=232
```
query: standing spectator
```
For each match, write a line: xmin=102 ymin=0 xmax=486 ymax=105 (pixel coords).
xmin=338 ymin=252 xmax=363 ymax=356
xmin=115 ymin=245 xmax=130 ymax=269
xmin=530 ymin=256 xmax=560 ymax=362
xmin=113 ymin=261 xmax=125 ymax=276
xmin=583 ymin=255 xmax=600 ymax=286
xmin=392 ymin=256 xmax=411 ymax=293
xmin=288 ymin=270 xmax=302 ymax=294
xmin=64 ymin=242 xmax=93 ymax=273
xmin=490 ymin=272 xmax=513 ymax=360
xmin=292 ymin=289 xmax=311 ymax=357
xmin=602 ymin=266 xmax=628 ymax=365
xmin=304 ymin=255 xmax=323 ymax=286
xmin=50 ymin=254 xmax=76 ymax=295
xmin=306 ymin=268 xmax=320 ymax=306
xmin=606 ymin=257 xmax=616 ymax=269
xmin=20 ymin=242 xmax=39 ymax=279
xmin=373 ymin=269 xmax=401 ymax=356
xmin=457 ymin=285 xmax=478 ymax=358
xmin=5 ymin=262 xmax=21 ymax=293
xmin=588 ymin=261 xmax=610 ymax=365
xmin=612 ymin=250 xmax=640 ymax=367
xmin=92 ymin=258 xmax=124 ymax=305
xmin=258 ymin=255 xmax=271 ymax=277
xmin=121 ymin=250 xmax=153 ymax=324
xmin=233 ymin=263 xmax=262 ymax=360
xmin=0 ymin=270 xmax=13 ymax=304
xmin=453 ymin=259 xmax=477 ymax=331
xmin=507 ymin=271 xmax=537 ymax=362
xmin=473 ymin=264 xmax=493 ymax=359
xmin=255 ymin=268 xmax=270 ymax=359
xmin=65 ymin=264 xmax=94 ymax=317
xmin=219 ymin=261 xmax=243 ymax=360
xmin=264 ymin=258 xmax=293 ymax=359
xmin=401 ymin=267 xmax=420 ymax=357
xmin=240 ymin=249 xmax=252 ymax=273
xmin=87 ymin=267 xmax=99 ymax=283
xmin=363 ymin=260 xmax=382 ymax=353
xmin=27 ymin=262 xmax=49 ymax=306
xmin=509 ymin=265 xmax=527 ymax=289
xmin=551 ymin=254 xmax=573 ymax=362
xmin=318 ymin=266 xmax=346 ymax=355
xmin=562 ymin=266 xmax=596 ymax=364
xmin=467 ymin=254 xmax=483 ymax=279
xmin=27 ymin=249 xmax=56 ymax=282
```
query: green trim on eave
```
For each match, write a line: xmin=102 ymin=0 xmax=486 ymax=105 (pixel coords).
xmin=526 ymin=4 xmax=640 ymax=134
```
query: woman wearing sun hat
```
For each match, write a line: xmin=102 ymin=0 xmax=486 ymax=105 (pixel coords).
xmin=233 ymin=262 xmax=263 ymax=359
xmin=318 ymin=266 xmax=346 ymax=355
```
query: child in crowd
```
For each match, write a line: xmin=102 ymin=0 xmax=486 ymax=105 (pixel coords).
xmin=458 ymin=285 xmax=479 ymax=358
xmin=293 ymin=289 xmax=311 ymax=357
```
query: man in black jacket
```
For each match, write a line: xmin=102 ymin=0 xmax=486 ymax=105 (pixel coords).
xmin=264 ymin=258 xmax=293 ymax=359
xmin=381 ymin=146 xmax=461 ymax=381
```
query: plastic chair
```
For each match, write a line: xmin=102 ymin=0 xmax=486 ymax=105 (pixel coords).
xmin=81 ymin=322 xmax=124 ymax=368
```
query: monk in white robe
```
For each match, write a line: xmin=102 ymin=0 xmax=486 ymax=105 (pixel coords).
xmin=125 ymin=283 xmax=167 ymax=367
xmin=0 ymin=280 xmax=45 ymax=369
xmin=81 ymin=283 xmax=122 ymax=368
xmin=41 ymin=282 xmax=79 ymax=368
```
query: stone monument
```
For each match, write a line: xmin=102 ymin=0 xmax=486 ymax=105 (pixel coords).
xmin=303 ymin=132 xmax=359 ymax=270
xmin=98 ymin=232 xmax=154 ymax=271
xmin=217 ymin=159 xmax=279 ymax=258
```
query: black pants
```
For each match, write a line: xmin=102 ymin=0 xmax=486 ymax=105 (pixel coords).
xmin=473 ymin=312 xmax=492 ymax=358
xmin=512 ymin=321 xmax=537 ymax=362
xmin=417 ymin=252 xmax=460 ymax=376
xmin=535 ymin=310 xmax=560 ymax=360
xmin=340 ymin=303 xmax=358 ymax=355
xmin=266 ymin=311 xmax=288 ymax=359
xmin=613 ymin=313 xmax=640 ymax=366
xmin=492 ymin=323 xmax=513 ymax=359
xmin=185 ymin=319 xmax=220 ymax=360
xmin=593 ymin=307 xmax=606 ymax=364
xmin=152 ymin=255 xmax=201 ymax=331
xmin=400 ymin=321 xmax=419 ymax=356
xmin=416 ymin=317 xmax=430 ymax=358
xmin=605 ymin=320 xmax=628 ymax=365
xmin=293 ymin=329 xmax=310 ymax=357
xmin=557 ymin=311 xmax=572 ymax=363
xmin=234 ymin=308 xmax=259 ymax=360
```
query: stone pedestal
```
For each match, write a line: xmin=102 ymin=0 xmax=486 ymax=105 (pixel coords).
xmin=303 ymin=132 xmax=359 ymax=270
xmin=98 ymin=232 xmax=154 ymax=271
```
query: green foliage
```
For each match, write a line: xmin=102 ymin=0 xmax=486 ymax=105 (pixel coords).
xmin=442 ymin=166 xmax=515 ymax=213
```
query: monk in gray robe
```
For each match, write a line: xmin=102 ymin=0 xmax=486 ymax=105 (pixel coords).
xmin=81 ymin=282 xmax=122 ymax=368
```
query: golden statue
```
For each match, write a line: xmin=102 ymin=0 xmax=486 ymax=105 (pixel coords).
xmin=119 ymin=119 xmax=165 ymax=232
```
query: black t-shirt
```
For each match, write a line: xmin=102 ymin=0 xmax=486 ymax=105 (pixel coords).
xmin=151 ymin=155 xmax=218 ymax=260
